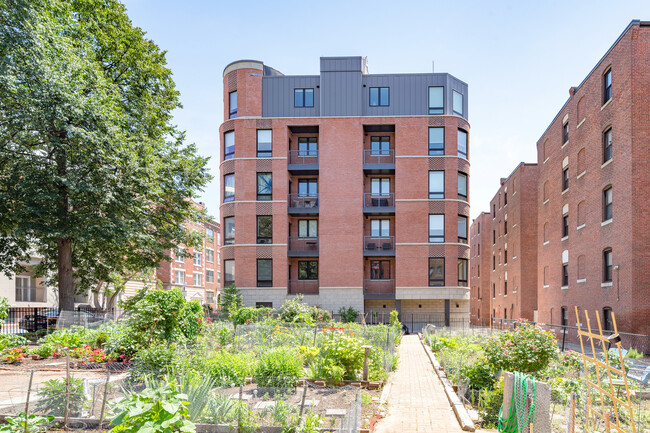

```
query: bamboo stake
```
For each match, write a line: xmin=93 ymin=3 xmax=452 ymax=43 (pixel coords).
xmin=24 ymin=369 xmax=34 ymax=433
xmin=99 ymin=372 xmax=110 ymax=429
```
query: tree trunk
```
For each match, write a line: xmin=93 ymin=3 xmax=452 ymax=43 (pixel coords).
xmin=57 ymin=238 xmax=75 ymax=312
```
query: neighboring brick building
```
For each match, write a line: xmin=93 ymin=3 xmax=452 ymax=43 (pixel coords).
xmin=487 ymin=163 xmax=538 ymax=323
xmin=469 ymin=212 xmax=491 ymax=326
xmin=536 ymin=20 xmax=650 ymax=334
xmin=156 ymin=202 xmax=222 ymax=308
xmin=219 ymin=57 xmax=471 ymax=327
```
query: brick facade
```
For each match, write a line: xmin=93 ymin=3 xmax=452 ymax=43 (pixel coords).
xmin=469 ymin=212 xmax=491 ymax=326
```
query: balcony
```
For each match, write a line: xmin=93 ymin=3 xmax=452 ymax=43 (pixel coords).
xmin=288 ymin=237 xmax=319 ymax=257
xmin=288 ymin=194 xmax=319 ymax=214
xmin=363 ymin=279 xmax=395 ymax=299
xmin=288 ymin=150 xmax=319 ymax=174
xmin=363 ymin=236 xmax=395 ymax=256
xmin=363 ymin=149 xmax=394 ymax=173
xmin=363 ymin=193 xmax=395 ymax=215
xmin=289 ymin=279 xmax=319 ymax=295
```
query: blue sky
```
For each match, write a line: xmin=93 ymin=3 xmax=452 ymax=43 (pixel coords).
xmin=122 ymin=0 xmax=649 ymax=221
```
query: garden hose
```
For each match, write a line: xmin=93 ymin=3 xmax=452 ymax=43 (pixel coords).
xmin=498 ymin=371 xmax=536 ymax=433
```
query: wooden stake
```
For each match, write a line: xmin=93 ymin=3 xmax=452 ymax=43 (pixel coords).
xmin=299 ymin=385 xmax=308 ymax=417
xmin=99 ymin=372 xmax=110 ymax=429
xmin=24 ymin=369 xmax=34 ymax=433
xmin=64 ymin=348 xmax=70 ymax=431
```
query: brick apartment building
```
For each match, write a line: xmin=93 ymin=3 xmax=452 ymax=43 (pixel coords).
xmin=156 ymin=203 xmax=221 ymax=310
xmin=219 ymin=57 xmax=471 ymax=326
xmin=470 ymin=20 xmax=650 ymax=335
xmin=469 ymin=212 xmax=491 ymax=326
xmin=536 ymin=20 xmax=650 ymax=334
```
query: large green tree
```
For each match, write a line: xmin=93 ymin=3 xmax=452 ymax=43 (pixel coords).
xmin=0 ymin=0 xmax=211 ymax=311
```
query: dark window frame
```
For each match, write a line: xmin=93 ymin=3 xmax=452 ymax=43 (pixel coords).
xmin=229 ymin=91 xmax=237 ymax=119
xmin=428 ymin=257 xmax=445 ymax=287
xmin=428 ymin=170 xmax=445 ymax=199
xmin=562 ymin=121 xmax=569 ymax=144
xmin=298 ymin=260 xmax=318 ymax=280
xmin=298 ymin=219 xmax=318 ymax=238
xmin=562 ymin=263 xmax=569 ymax=286
xmin=603 ymin=307 xmax=613 ymax=331
xmin=457 ymin=258 xmax=468 ymax=287
xmin=224 ymin=130 xmax=235 ymax=160
xmin=428 ymin=86 xmax=444 ymax=114
xmin=294 ymin=88 xmax=314 ymax=108
xmin=224 ymin=259 xmax=235 ymax=286
xmin=370 ymin=136 xmax=391 ymax=155
xmin=458 ymin=172 xmax=468 ymax=200
xmin=224 ymin=174 xmax=235 ymax=202
xmin=603 ymin=248 xmax=613 ymax=283
xmin=369 ymin=87 xmax=390 ymax=106
xmin=603 ymin=186 xmax=612 ymax=221
xmin=458 ymin=215 xmax=468 ymax=244
xmin=603 ymin=127 xmax=612 ymax=163
xmin=452 ymin=90 xmax=464 ymax=116
xmin=257 ymin=129 xmax=272 ymax=158
xmin=562 ymin=167 xmax=569 ymax=191
xmin=256 ymin=215 xmax=272 ymax=244
xmin=298 ymin=179 xmax=318 ymax=197
xmin=428 ymin=127 xmax=445 ymax=156
xmin=370 ymin=260 xmax=391 ymax=280
xmin=428 ymin=214 xmax=445 ymax=243
xmin=561 ymin=307 xmax=568 ymax=326
xmin=562 ymin=214 xmax=569 ymax=237
xmin=224 ymin=216 xmax=235 ymax=245
xmin=603 ymin=68 xmax=612 ymax=104
xmin=298 ymin=137 xmax=318 ymax=156
xmin=257 ymin=259 xmax=273 ymax=287
xmin=257 ymin=172 xmax=272 ymax=201
xmin=457 ymin=129 xmax=468 ymax=159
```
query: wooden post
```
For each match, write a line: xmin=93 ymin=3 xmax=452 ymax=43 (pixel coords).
xmin=362 ymin=345 xmax=371 ymax=381
xmin=99 ymin=372 xmax=110 ymax=429
xmin=64 ymin=348 xmax=70 ymax=431
xmin=568 ymin=391 xmax=575 ymax=433
xmin=24 ymin=369 xmax=34 ymax=433
xmin=238 ymin=384 xmax=243 ymax=433
xmin=298 ymin=384 xmax=308 ymax=417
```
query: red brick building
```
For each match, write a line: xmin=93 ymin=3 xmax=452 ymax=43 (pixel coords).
xmin=469 ymin=212 xmax=491 ymax=325
xmin=156 ymin=202 xmax=222 ymax=309
xmin=219 ymin=57 xmax=471 ymax=328
xmin=536 ymin=21 xmax=650 ymax=334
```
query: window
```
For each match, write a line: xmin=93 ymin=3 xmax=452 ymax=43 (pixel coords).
xmin=298 ymin=137 xmax=318 ymax=156
xmin=603 ymin=68 xmax=612 ymax=104
xmin=428 ymin=171 xmax=444 ymax=199
xmin=193 ymin=252 xmax=202 ymax=266
xmin=206 ymin=228 xmax=214 ymax=242
xmin=206 ymin=291 xmax=214 ymax=304
xmin=257 ymin=173 xmax=272 ymax=201
xmin=206 ymin=249 xmax=214 ymax=263
xmin=370 ymin=260 xmax=391 ymax=279
xmin=603 ymin=307 xmax=613 ymax=331
xmin=298 ymin=261 xmax=318 ymax=280
xmin=452 ymin=90 xmax=463 ymax=116
xmin=174 ymin=270 xmax=185 ymax=285
xmin=492 ymin=230 xmax=496 ymax=244
xmin=562 ymin=121 xmax=569 ymax=144
xmin=492 ymin=204 xmax=496 ymax=218
xmin=370 ymin=178 xmax=390 ymax=196
xmin=428 ymin=127 xmax=445 ymax=155
xmin=603 ymin=248 xmax=612 ymax=282
xmin=193 ymin=273 xmax=202 ymax=286
xmin=428 ymin=86 xmax=444 ymax=114
xmin=561 ymin=307 xmax=568 ymax=327
xmin=504 ymin=192 xmax=507 ymax=205
xmin=217 ymin=271 xmax=221 ymax=284
xmin=175 ymin=247 xmax=185 ymax=263
xmin=224 ymin=217 xmax=234 ymax=245
xmin=257 ymin=259 xmax=273 ymax=287
xmin=562 ymin=264 xmax=568 ymax=286
xmin=562 ymin=168 xmax=569 ymax=191
xmin=504 ymin=249 xmax=508 ymax=264
xmin=370 ymin=136 xmax=390 ymax=155
xmin=370 ymin=219 xmax=390 ymax=237
xmin=429 ymin=258 xmax=444 ymax=286
xmin=603 ymin=128 xmax=612 ymax=163
xmin=298 ymin=219 xmax=318 ymax=238
xmin=603 ymin=186 xmax=612 ymax=221
xmin=457 ymin=258 xmax=468 ymax=287
xmin=457 ymin=130 xmax=468 ymax=158
xmin=429 ymin=214 xmax=444 ymax=243
xmin=492 ymin=284 xmax=495 ymax=298
xmin=294 ymin=88 xmax=314 ymax=107
xmin=224 ymin=131 xmax=235 ymax=160
xmin=229 ymin=91 xmax=237 ymax=118
xmin=562 ymin=214 xmax=569 ymax=237
xmin=298 ymin=179 xmax=318 ymax=196
xmin=257 ymin=129 xmax=272 ymax=157
xmin=369 ymin=87 xmax=389 ymax=106
xmin=257 ymin=215 xmax=272 ymax=244
xmin=224 ymin=260 xmax=235 ymax=286
xmin=217 ymin=251 xmax=220 ymax=261
xmin=15 ymin=276 xmax=33 ymax=302
xmin=504 ymin=220 xmax=507 ymax=235
xmin=458 ymin=172 xmax=468 ymax=200
xmin=504 ymin=280 xmax=507 ymax=295
xmin=224 ymin=174 xmax=235 ymax=202
xmin=206 ymin=270 xmax=214 ymax=283
xmin=217 ymin=232 xmax=221 ymax=244
xmin=458 ymin=215 xmax=468 ymax=243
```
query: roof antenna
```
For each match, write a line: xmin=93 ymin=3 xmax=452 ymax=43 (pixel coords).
xmin=432 ymin=61 xmax=435 ymax=73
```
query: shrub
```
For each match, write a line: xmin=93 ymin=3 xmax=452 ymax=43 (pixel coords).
xmin=0 ymin=413 xmax=53 ymax=433
xmin=317 ymin=327 xmax=364 ymax=380
xmin=129 ymin=344 xmax=178 ymax=381
xmin=102 ymin=321 xmax=139 ymax=358
xmin=338 ymin=306 xmax=359 ymax=323
xmin=37 ymin=326 xmax=92 ymax=350
xmin=204 ymin=351 xmax=256 ymax=386
xmin=389 ymin=310 xmax=402 ymax=344
xmin=278 ymin=296 xmax=331 ymax=324
xmin=34 ymin=344 xmax=54 ymax=359
xmin=479 ymin=381 xmax=503 ymax=428
xmin=0 ymin=297 xmax=8 ymax=327
xmin=483 ymin=321 xmax=557 ymax=374
xmin=36 ymin=378 xmax=86 ymax=416
xmin=429 ymin=335 xmax=458 ymax=351
xmin=218 ymin=285 xmax=243 ymax=317
xmin=0 ymin=334 xmax=27 ymax=352
xmin=461 ymin=357 xmax=496 ymax=391
xmin=230 ymin=307 xmax=273 ymax=330
xmin=627 ymin=347 xmax=643 ymax=359
xmin=254 ymin=347 xmax=303 ymax=388
xmin=298 ymin=346 xmax=318 ymax=366
xmin=310 ymin=358 xmax=345 ymax=384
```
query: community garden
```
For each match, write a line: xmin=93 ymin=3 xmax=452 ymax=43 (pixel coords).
xmin=0 ymin=289 xmax=401 ymax=433
xmin=423 ymin=321 xmax=650 ymax=432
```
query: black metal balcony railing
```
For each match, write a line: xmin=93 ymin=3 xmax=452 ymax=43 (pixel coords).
xmin=363 ymin=279 xmax=395 ymax=295
xmin=363 ymin=193 xmax=394 ymax=208
xmin=288 ymin=194 xmax=319 ymax=211
xmin=288 ymin=279 xmax=319 ymax=295
xmin=363 ymin=149 xmax=394 ymax=165
xmin=363 ymin=236 xmax=394 ymax=252
xmin=288 ymin=237 xmax=319 ymax=253
xmin=289 ymin=150 xmax=319 ymax=165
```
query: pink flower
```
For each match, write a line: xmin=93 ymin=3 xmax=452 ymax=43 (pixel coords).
xmin=207 ymin=318 xmax=213 ymax=322
xmin=504 ymin=350 xmax=509 ymax=356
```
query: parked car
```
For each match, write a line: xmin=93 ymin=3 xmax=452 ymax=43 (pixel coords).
xmin=20 ymin=311 xmax=58 ymax=332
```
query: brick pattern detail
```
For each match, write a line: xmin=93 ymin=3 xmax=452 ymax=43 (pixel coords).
xmin=222 ymin=120 xmax=235 ymax=131
xmin=221 ymin=203 xmax=235 ymax=217
xmin=457 ymin=245 xmax=470 ymax=259
xmin=256 ymin=202 xmax=273 ymax=215
xmin=457 ymin=118 xmax=470 ymax=130
xmin=428 ymin=117 xmax=445 ymax=127
xmin=457 ymin=202 xmax=470 ymax=215
xmin=458 ymin=159 xmax=470 ymax=173
xmin=227 ymin=73 xmax=237 ymax=93
xmin=427 ymin=201 xmax=446 ymax=213
xmin=221 ymin=246 xmax=235 ymax=260
xmin=256 ymin=119 xmax=272 ymax=128
xmin=222 ymin=160 xmax=235 ymax=175
xmin=256 ymin=159 xmax=273 ymax=171
xmin=428 ymin=245 xmax=446 ymax=256
xmin=256 ymin=246 xmax=273 ymax=258
xmin=428 ymin=158 xmax=446 ymax=170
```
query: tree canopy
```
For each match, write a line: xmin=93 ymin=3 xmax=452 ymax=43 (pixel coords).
xmin=0 ymin=0 xmax=211 ymax=310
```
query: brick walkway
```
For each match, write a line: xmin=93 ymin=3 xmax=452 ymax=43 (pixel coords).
xmin=374 ymin=334 xmax=465 ymax=433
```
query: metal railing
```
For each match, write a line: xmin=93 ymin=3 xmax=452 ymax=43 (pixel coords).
xmin=288 ymin=236 xmax=318 ymax=253
xmin=363 ymin=279 xmax=395 ymax=294
xmin=363 ymin=149 xmax=394 ymax=165
xmin=363 ymin=235 xmax=394 ymax=252
xmin=363 ymin=192 xmax=394 ymax=208
xmin=288 ymin=279 xmax=319 ymax=295
xmin=288 ymin=194 xmax=319 ymax=210
xmin=288 ymin=149 xmax=318 ymax=165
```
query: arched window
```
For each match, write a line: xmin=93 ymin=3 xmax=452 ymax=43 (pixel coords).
xmin=603 ymin=307 xmax=613 ymax=331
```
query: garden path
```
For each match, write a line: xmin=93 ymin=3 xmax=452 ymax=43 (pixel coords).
xmin=373 ymin=334 xmax=466 ymax=433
